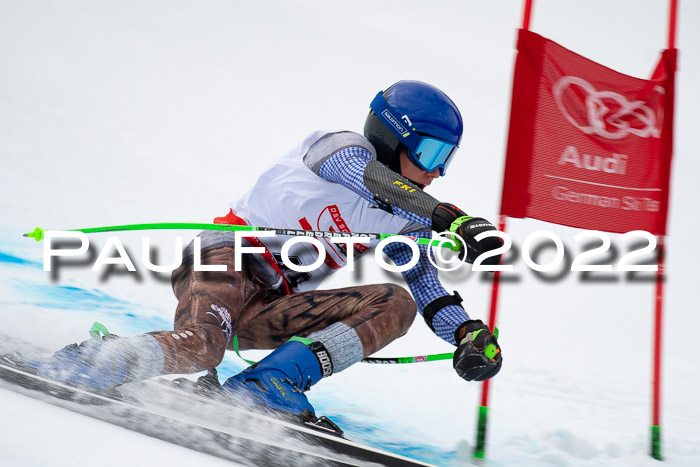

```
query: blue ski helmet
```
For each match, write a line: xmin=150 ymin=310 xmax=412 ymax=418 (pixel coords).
xmin=364 ymin=80 xmax=463 ymax=176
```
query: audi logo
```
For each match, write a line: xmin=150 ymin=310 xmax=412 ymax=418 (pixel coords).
xmin=553 ymin=76 xmax=663 ymax=140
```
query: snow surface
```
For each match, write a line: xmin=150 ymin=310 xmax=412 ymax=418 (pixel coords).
xmin=1 ymin=0 xmax=699 ymax=466
xmin=0 ymin=387 xmax=240 ymax=467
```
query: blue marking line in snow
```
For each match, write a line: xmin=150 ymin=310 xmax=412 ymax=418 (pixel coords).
xmin=0 ymin=250 xmax=42 ymax=269
xmin=327 ymin=413 xmax=456 ymax=465
xmin=12 ymin=282 xmax=174 ymax=336
xmin=22 ymin=284 xmax=131 ymax=311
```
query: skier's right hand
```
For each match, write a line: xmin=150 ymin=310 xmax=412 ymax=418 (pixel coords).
xmin=453 ymin=320 xmax=502 ymax=382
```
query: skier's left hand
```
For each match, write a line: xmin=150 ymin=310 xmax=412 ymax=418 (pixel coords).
xmin=431 ymin=202 xmax=502 ymax=264
xmin=453 ymin=320 xmax=502 ymax=382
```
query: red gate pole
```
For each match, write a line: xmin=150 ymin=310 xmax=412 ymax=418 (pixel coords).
xmin=651 ymin=2 xmax=677 ymax=460
xmin=521 ymin=0 xmax=534 ymax=30
xmin=668 ymin=0 xmax=678 ymax=49
xmin=473 ymin=215 xmax=508 ymax=459
xmin=651 ymin=236 xmax=666 ymax=460
xmin=473 ymin=1 xmax=533 ymax=460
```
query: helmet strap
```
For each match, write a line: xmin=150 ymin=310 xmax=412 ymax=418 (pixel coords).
xmin=388 ymin=145 xmax=403 ymax=174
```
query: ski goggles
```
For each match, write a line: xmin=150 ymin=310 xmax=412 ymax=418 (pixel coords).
xmin=370 ymin=91 xmax=458 ymax=176
xmin=409 ymin=137 xmax=458 ymax=176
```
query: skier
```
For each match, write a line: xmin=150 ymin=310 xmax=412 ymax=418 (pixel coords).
xmin=29 ymin=80 xmax=503 ymax=420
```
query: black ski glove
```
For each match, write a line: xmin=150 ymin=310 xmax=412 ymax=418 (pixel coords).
xmin=431 ymin=202 xmax=502 ymax=264
xmin=453 ymin=320 xmax=502 ymax=382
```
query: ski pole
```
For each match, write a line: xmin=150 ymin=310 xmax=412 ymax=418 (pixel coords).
xmin=30 ymin=226 xmax=468 ymax=365
xmin=362 ymin=353 xmax=454 ymax=364
xmin=231 ymin=335 xmax=454 ymax=365
xmin=23 ymin=223 xmax=462 ymax=251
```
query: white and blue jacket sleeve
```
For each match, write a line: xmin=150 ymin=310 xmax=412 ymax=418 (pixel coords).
xmin=308 ymin=132 xmax=470 ymax=345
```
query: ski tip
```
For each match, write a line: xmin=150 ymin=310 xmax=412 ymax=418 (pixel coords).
xmin=24 ymin=227 xmax=45 ymax=242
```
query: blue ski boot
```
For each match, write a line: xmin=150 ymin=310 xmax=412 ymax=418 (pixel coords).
xmin=25 ymin=335 xmax=129 ymax=389
xmin=219 ymin=338 xmax=333 ymax=417
xmin=25 ymin=324 xmax=164 ymax=390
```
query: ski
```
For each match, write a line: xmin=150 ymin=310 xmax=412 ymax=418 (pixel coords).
xmin=0 ymin=356 xmax=433 ymax=466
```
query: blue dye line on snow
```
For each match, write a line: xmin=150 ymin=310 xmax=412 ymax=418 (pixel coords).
xmin=0 ymin=250 xmax=42 ymax=269
xmin=23 ymin=284 xmax=131 ymax=311
xmin=8 ymin=276 xmax=171 ymax=335
xmin=322 ymin=413 xmax=456 ymax=465
xmin=14 ymin=282 xmax=175 ymax=337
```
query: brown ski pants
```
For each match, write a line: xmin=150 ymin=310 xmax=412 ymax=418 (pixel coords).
xmin=148 ymin=247 xmax=416 ymax=374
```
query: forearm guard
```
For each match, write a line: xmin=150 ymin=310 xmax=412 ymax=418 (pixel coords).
xmin=362 ymin=160 xmax=440 ymax=218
